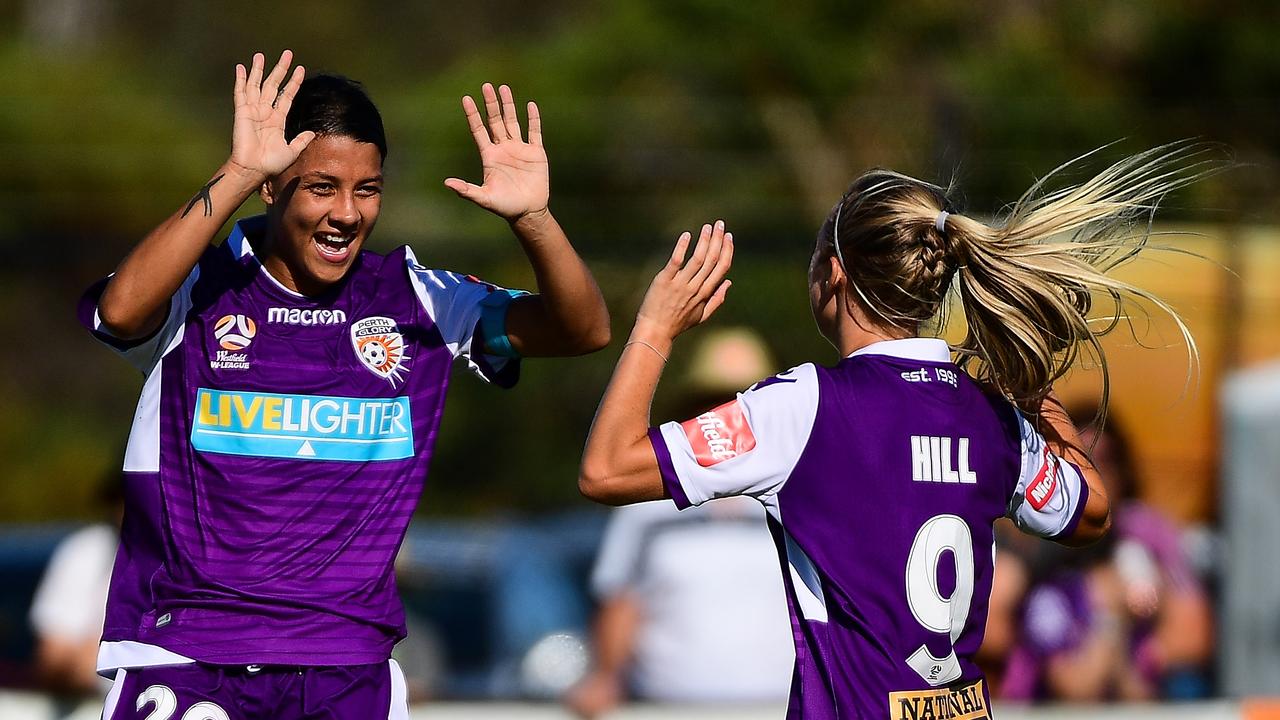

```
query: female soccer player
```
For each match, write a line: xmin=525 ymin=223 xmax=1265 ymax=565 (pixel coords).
xmin=81 ymin=51 xmax=608 ymax=719
xmin=579 ymin=146 xmax=1213 ymax=718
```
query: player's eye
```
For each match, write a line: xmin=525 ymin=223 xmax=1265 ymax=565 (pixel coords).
xmin=357 ymin=185 xmax=382 ymax=198
xmin=307 ymin=182 xmax=335 ymax=195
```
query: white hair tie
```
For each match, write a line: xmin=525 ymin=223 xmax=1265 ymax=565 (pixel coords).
xmin=833 ymin=199 xmax=848 ymax=271
xmin=935 ymin=211 xmax=950 ymax=233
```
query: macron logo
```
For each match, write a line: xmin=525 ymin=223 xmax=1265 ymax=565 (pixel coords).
xmin=268 ymin=308 xmax=348 ymax=326
xmin=910 ymin=435 xmax=978 ymax=484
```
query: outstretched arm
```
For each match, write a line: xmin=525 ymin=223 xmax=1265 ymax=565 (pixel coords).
xmin=579 ymin=222 xmax=733 ymax=505
xmin=445 ymin=83 xmax=609 ymax=357
xmin=98 ymin=51 xmax=315 ymax=339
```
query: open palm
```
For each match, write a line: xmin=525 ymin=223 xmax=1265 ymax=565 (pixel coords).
xmin=229 ymin=51 xmax=314 ymax=179
xmin=636 ymin=221 xmax=735 ymax=341
xmin=445 ymin=83 xmax=549 ymax=221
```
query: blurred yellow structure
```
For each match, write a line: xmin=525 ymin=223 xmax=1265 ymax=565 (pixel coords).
xmin=996 ymin=225 xmax=1276 ymax=524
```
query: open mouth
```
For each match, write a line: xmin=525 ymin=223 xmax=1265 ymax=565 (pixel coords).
xmin=313 ymin=233 xmax=355 ymax=263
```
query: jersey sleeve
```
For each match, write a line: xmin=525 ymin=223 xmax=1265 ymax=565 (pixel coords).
xmin=405 ymin=249 xmax=529 ymax=388
xmin=649 ymin=363 xmax=820 ymax=509
xmin=1005 ymin=411 xmax=1090 ymax=541
xmin=77 ymin=268 xmax=199 ymax=375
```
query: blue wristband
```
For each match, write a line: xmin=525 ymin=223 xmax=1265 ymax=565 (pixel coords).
xmin=478 ymin=290 xmax=527 ymax=358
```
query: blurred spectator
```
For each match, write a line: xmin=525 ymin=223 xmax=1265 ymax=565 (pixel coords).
xmin=1002 ymin=531 xmax=1151 ymax=700
xmin=980 ymin=515 xmax=1073 ymax=694
xmin=565 ymin=328 xmax=793 ymax=717
xmin=975 ymin=542 xmax=1030 ymax=696
xmin=28 ymin=472 xmax=122 ymax=698
xmin=1080 ymin=406 xmax=1215 ymax=698
xmin=997 ymin=406 xmax=1214 ymax=701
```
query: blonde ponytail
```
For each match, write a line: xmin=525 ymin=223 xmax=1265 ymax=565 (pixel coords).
xmin=825 ymin=141 xmax=1226 ymax=407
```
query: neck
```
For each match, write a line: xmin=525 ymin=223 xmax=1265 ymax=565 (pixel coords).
xmin=260 ymin=255 xmax=306 ymax=296
xmin=257 ymin=227 xmax=335 ymax=298
xmin=832 ymin=307 xmax=915 ymax=358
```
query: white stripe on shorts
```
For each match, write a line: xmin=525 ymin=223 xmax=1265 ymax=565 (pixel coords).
xmin=388 ymin=659 xmax=409 ymax=720
xmin=101 ymin=668 xmax=127 ymax=720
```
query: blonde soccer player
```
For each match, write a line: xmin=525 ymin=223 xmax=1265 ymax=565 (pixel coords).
xmin=579 ymin=146 xmax=1215 ymax=718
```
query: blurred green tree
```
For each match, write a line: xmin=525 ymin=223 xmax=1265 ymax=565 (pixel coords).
xmin=0 ymin=0 xmax=1271 ymax=519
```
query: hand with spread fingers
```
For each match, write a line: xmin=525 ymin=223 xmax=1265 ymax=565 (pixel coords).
xmin=445 ymin=83 xmax=550 ymax=223
xmin=632 ymin=220 xmax=735 ymax=348
xmin=575 ymin=220 xmax=735 ymax=506
xmin=229 ymin=50 xmax=315 ymax=180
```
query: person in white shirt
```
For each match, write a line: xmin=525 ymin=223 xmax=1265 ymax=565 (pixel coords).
xmin=567 ymin=329 xmax=793 ymax=717
xmin=29 ymin=475 xmax=123 ymax=697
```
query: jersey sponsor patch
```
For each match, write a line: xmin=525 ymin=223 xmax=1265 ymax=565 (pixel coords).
xmin=351 ymin=316 xmax=411 ymax=386
xmin=680 ymin=399 xmax=757 ymax=467
xmin=1026 ymin=446 xmax=1059 ymax=510
xmin=213 ymin=314 xmax=256 ymax=350
xmin=888 ymin=679 xmax=989 ymax=720
xmin=210 ymin=314 xmax=256 ymax=370
xmin=191 ymin=388 xmax=414 ymax=462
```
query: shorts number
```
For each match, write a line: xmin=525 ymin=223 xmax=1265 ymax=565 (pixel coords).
xmin=136 ymin=686 xmax=229 ymax=720
xmin=181 ymin=703 xmax=231 ymax=720
xmin=904 ymin=514 xmax=974 ymax=686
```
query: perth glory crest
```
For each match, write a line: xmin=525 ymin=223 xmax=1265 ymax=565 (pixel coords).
xmin=350 ymin=316 xmax=410 ymax=386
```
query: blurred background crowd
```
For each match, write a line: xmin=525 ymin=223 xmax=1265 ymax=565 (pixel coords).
xmin=3 ymin=0 xmax=1280 ymax=716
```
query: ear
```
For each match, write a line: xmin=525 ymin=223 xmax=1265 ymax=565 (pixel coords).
xmin=828 ymin=254 xmax=864 ymax=324
xmin=826 ymin=254 xmax=846 ymax=293
xmin=259 ymin=179 xmax=275 ymax=207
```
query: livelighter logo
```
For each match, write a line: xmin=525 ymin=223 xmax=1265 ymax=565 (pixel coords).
xmin=351 ymin=316 xmax=410 ymax=386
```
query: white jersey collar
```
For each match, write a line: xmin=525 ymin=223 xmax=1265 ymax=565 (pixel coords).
xmin=847 ymin=337 xmax=951 ymax=363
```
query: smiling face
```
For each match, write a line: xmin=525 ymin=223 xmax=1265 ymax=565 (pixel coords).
xmin=260 ymin=134 xmax=384 ymax=295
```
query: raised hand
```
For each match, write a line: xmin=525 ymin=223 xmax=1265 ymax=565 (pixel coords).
xmin=634 ymin=221 xmax=734 ymax=342
xmin=229 ymin=50 xmax=315 ymax=180
xmin=444 ymin=83 xmax=549 ymax=222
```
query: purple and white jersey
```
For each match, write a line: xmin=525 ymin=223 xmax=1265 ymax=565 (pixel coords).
xmin=649 ymin=338 xmax=1088 ymax=719
xmin=79 ymin=216 xmax=523 ymax=671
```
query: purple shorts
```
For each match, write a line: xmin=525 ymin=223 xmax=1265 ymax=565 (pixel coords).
xmin=101 ymin=660 xmax=408 ymax=720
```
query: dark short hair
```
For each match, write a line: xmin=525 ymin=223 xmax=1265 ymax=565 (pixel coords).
xmin=285 ymin=74 xmax=388 ymax=160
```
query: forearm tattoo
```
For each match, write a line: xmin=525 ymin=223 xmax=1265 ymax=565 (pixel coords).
xmin=182 ymin=174 xmax=225 ymax=218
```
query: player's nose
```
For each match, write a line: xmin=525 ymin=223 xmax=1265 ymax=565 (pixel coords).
xmin=328 ymin=191 xmax=361 ymax=228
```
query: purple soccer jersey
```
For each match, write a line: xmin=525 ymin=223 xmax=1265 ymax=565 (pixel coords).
xmin=80 ymin=216 xmax=522 ymax=671
xmin=649 ymin=339 xmax=1088 ymax=719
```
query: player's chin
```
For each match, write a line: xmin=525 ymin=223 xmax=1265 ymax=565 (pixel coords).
xmin=303 ymin=255 xmax=356 ymax=289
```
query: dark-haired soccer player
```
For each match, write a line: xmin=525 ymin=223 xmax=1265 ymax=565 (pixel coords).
xmin=82 ymin=51 xmax=608 ymax=719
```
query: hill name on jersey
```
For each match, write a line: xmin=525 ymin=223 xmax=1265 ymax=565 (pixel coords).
xmin=910 ymin=435 xmax=978 ymax=484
